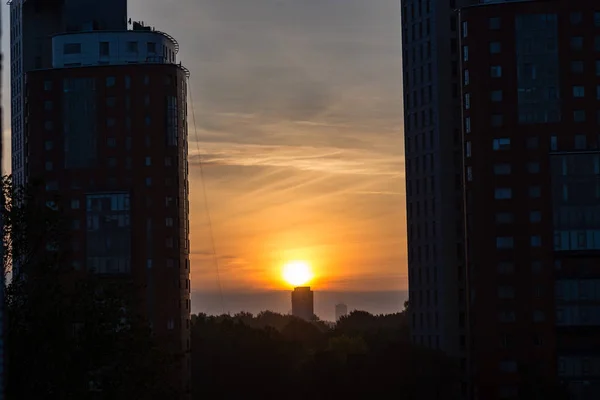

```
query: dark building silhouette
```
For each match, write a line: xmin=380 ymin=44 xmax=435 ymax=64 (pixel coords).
xmin=460 ymin=1 xmax=600 ymax=399
xmin=10 ymin=1 xmax=191 ymax=397
xmin=335 ymin=303 xmax=348 ymax=321
xmin=401 ymin=1 xmax=476 ymax=381
xmin=292 ymin=287 xmax=314 ymax=321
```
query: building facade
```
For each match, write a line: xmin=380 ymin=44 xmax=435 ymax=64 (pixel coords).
xmin=10 ymin=1 xmax=191 ymax=397
xmin=292 ymin=287 xmax=314 ymax=321
xmin=460 ymin=1 xmax=600 ymax=398
xmin=335 ymin=303 xmax=348 ymax=321
xmin=401 ymin=2 xmax=479 ymax=396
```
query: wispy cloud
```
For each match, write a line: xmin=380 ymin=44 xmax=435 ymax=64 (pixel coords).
xmin=130 ymin=0 xmax=405 ymax=298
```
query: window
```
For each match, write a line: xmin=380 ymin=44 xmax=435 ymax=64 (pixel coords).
xmin=464 ymin=70 xmax=470 ymax=85
xmin=498 ymin=286 xmax=515 ymax=299
xmin=125 ymin=76 xmax=131 ymax=90
xmin=167 ymin=319 xmax=175 ymax=330
xmin=499 ymin=311 xmax=516 ymax=323
xmin=498 ymin=262 xmax=514 ymax=274
xmin=106 ymin=77 xmax=116 ymax=87
xmin=499 ymin=361 xmax=517 ymax=373
xmin=44 ymin=80 xmax=53 ymax=91
xmin=491 ymin=114 xmax=503 ymax=127
xmin=464 ymin=93 xmax=470 ymax=109
xmin=45 ymin=181 xmax=58 ymax=191
xmin=493 ymin=138 xmax=510 ymax=150
xmin=165 ymin=157 xmax=172 ymax=166
xmin=44 ymin=121 xmax=53 ymax=131
xmin=147 ymin=42 xmax=157 ymax=53
xmin=571 ymin=37 xmax=583 ymax=50
xmin=490 ymin=42 xmax=501 ymax=54
xmin=493 ymin=164 xmax=511 ymax=175
xmin=570 ymin=12 xmax=582 ymax=25
xmin=491 ymin=90 xmax=503 ymax=102
xmin=107 ymin=137 xmax=116 ymax=147
xmin=45 ymin=141 xmax=53 ymax=150
xmin=533 ymin=310 xmax=545 ymax=322
xmin=127 ymin=41 xmax=138 ymax=53
xmin=145 ymin=116 xmax=151 ymax=126
xmin=63 ymin=43 xmax=81 ymax=54
xmin=574 ymin=110 xmax=586 ymax=122
xmin=44 ymin=101 xmax=53 ymax=111
xmin=71 ymin=199 xmax=80 ymax=209
xmin=596 ymin=61 xmax=600 ymax=76
xmin=107 ymin=158 xmax=117 ymax=168
xmin=573 ymin=86 xmax=585 ymax=98
xmin=527 ymin=162 xmax=540 ymax=174
xmin=166 ymin=218 xmax=174 ymax=227
xmin=572 ymin=61 xmax=584 ymax=74
xmin=466 ymin=142 xmax=471 ymax=157
xmin=99 ymin=41 xmax=110 ymax=56
xmin=531 ymin=236 xmax=542 ymax=247
xmin=463 ymin=46 xmax=468 ymax=62
xmin=106 ymin=118 xmax=116 ymax=128
xmin=465 ymin=117 xmax=471 ymax=133
xmin=495 ymin=188 xmax=512 ymax=200
xmin=526 ymin=137 xmax=539 ymax=150
xmin=462 ymin=21 xmax=468 ymax=37
xmin=550 ymin=136 xmax=557 ymax=151
xmin=530 ymin=211 xmax=541 ymax=223
xmin=529 ymin=186 xmax=541 ymax=198
xmin=166 ymin=238 xmax=174 ymax=248
xmin=144 ymin=75 xmax=150 ymax=85
xmin=496 ymin=237 xmax=514 ymax=249
xmin=145 ymin=157 xmax=151 ymax=166
xmin=45 ymin=162 xmax=53 ymax=171
xmin=489 ymin=17 xmax=500 ymax=30
xmin=496 ymin=212 xmax=514 ymax=224
xmin=491 ymin=66 xmax=502 ymax=78
xmin=146 ymin=177 xmax=152 ymax=187
xmin=573 ymin=134 xmax=586 ymax=149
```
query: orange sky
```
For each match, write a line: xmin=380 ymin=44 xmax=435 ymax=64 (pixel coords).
xmin=1 ymin=0 xmax=406 ymax=298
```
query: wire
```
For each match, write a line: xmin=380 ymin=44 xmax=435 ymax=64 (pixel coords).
xmin=187 ymin=77 xmax=225 ymax=315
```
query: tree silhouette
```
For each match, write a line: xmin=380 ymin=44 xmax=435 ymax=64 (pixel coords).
xmin=2 ymin=176 xmax=177 ymax=399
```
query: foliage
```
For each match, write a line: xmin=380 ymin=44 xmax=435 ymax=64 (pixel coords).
xmin=191 ymin=310 xmax=460 ymax=400
xmin=2 ymin=176 xmax=177 ymax=400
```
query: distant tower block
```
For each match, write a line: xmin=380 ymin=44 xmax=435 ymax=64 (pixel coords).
xmin=335 ymin=303 xmax=348 ymax=321
xmin=291 ymin=287 xmax=314 ymax=321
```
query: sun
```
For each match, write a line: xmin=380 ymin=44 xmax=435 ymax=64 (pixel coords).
xmin=282 ymin=261 xmax=313 ymax=287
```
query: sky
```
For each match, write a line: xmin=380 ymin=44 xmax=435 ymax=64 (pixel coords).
xmin=1 ymin=0 xmax=406 ymax=320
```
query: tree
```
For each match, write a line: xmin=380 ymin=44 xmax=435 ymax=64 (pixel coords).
xmin=2 ymin=176 xmax=178 ymax=399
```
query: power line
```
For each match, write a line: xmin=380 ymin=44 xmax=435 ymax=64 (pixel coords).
xmin=187 ymin=77 xmax=225 ymax=315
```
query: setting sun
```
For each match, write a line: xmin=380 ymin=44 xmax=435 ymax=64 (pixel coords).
xmin=282 ymin=261 xmax=313 ymax=287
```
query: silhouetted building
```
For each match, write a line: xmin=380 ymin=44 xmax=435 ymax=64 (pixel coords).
xmin=292 ymin=287 xmax=314 ymax=321
xmin=10 ymin=1 xmax=191 ymax=397
xmin=460 ymin=1 xmax=600 ymax=399
xmin=335 ymin=303 xmax=348 ymax=321
xmin=401 ymin=0 xmax=476 ymax=378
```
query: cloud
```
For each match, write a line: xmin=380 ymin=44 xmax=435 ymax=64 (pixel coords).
xmin=127 ymin=0 xmax=405 ymax=297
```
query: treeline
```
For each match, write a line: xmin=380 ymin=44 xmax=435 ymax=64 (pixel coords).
xmin=191 ymin=310 xmax=461 ymax=400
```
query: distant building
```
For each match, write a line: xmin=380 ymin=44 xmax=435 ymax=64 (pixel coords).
xmin=335 ymin=303 xmax=348 ymax=321
xmin=291 ymin=287 xmax=314 ymax=321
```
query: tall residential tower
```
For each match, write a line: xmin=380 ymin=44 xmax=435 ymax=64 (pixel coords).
xmin=460 ymin=1 xmax=600 ymax=398
xmin=10 ymin=0 xmax=191 ymax=397
xmin=401 ymin=0 xmax=477 ymax=389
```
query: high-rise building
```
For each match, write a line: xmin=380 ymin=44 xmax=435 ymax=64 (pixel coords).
xmin=335 ymin=303 xmax=348 ymax=321
xmin=460 ymin=1 xmax=600 ymax=398
xmin=10 ymin=1 xmax=191 ymax=397
xmin=292 ymin=287 xmax=314 ymax=321
xmin=401 ymin=0 xmax=477 ymax=378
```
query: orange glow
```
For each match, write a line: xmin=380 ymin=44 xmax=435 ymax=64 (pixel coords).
xmin=282 ymin=261 xmax=313 ymax=287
